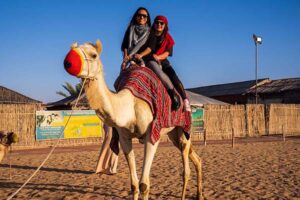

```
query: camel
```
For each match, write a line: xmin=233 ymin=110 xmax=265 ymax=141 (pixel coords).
xmin=63 ymin=40 xmax=203 ymax=200
xmin=0 ymin=131 xmax=18 ymax=163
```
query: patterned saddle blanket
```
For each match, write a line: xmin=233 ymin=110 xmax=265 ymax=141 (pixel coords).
xmin=114 ymin=65 xmax=191 ymax=144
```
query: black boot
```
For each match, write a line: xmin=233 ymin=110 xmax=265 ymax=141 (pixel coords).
xmin=167 ymin=89 xmax=181 ymax=110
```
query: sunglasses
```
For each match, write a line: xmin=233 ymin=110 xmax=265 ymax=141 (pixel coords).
xmin=137 ymin=13 xmax=148 ymax=18
xmin=155 ymin=21 xmax=165 ymax=26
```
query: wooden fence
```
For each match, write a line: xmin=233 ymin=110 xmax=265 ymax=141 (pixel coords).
xmin=0 ymin=103 xmax=299 ymax=149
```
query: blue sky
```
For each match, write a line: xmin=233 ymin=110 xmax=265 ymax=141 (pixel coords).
xmin=0 ymin=0 xmax=299 ymax=103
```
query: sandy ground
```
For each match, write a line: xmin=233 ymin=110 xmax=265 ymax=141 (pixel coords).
xmin=0 ymin=138 xmax=299 ymax=200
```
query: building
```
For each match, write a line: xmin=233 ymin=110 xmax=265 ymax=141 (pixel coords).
xmin=46 ymin=94 xmax=89 ymax=110
xmin=0 ymin=85 xmax=43 ymax=148
xmin=0 ymin=85 xmax=42 ymax=104
xmin=188 ymin=78 xmax=300 ymax=104
xmin=246 ymin=78 xmax=300 ymax=104
xmin=187 ymin=79 xmax=269 ymax=104
xmin=185 ymin=90 xmax=227 ymax=106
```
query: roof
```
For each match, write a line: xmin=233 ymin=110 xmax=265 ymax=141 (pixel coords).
xmin=186 ymin=91 xmax=228 ymax=106
xmin=0 ymin=85 xmax=42 ymax=104
xmin=47 ymin=94 xmax=89 ymax=108
xmin=187 ymin=78 xmax=269 ymax=97
xmin=246 ymin=78 xmax=300 ymax=94
xmin=48 ymin=90 xmax=227 ymax=108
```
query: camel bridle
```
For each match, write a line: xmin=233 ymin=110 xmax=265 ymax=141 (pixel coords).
xmin=76 ymin=46 xmax=100 ymax=80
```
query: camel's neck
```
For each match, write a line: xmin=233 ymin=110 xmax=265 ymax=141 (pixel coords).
xmin=83 ymin=72 xmax=118 ymax=126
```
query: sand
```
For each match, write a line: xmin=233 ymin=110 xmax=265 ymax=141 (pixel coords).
xmin=0 ymin=139 xmax=299 ymax=200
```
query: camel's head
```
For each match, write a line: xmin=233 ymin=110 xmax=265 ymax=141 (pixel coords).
xmin=0 ymin=131 xmax=18 ymax=146
xmin=64 ymin=40 xmax=103 ymax=78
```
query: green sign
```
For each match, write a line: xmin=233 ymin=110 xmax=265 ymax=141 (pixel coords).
xmin=191 ymin=107 xmax=204 ymax=130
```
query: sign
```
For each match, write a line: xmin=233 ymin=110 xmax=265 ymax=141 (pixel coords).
xmin=191 ymin=107 xmax=204 ymax=131
xmin=36 ymin=110 xmax=102 ymax=140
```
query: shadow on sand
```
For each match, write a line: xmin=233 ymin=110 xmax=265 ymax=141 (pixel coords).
xmin=0 ymin=163 xmax=93 ymax=175
xmin=0 ymin=182 xmax=127 ymax=199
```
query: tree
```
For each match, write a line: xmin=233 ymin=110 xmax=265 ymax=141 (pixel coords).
xmin=56 ymin=81 xmax=83 ymax=98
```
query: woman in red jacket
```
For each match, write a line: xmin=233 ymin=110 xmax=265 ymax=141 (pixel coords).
xmin=135 ymin=15 xmax=190 ymax=111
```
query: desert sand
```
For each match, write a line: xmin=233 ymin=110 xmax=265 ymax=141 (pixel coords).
xmin=0 ymin=138 xmax=299 ymax=200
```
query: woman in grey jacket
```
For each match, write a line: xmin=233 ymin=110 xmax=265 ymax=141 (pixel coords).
xmin=121 ymin=7 xmax=151 ymax=70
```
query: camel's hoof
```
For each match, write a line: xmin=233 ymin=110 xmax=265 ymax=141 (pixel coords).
xmin=198 ymin=194 xmax=204 ymax=200
xmin=139 ymin=183 xmax=147 ymax=193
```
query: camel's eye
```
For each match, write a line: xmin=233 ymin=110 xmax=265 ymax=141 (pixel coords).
xmin=91 ymin=54 xmax=97 ymax=59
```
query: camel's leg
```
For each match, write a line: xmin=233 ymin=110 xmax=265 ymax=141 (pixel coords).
xmin=166 ymin=128 xmax=191 ymax=200
xmin=179 ymin=130 xmax=191 ymax=200
xmin=189 ymin=145 xmax=203 ymax=200
xmin=0 ymin=145 xmax=7 ymax=163
xmin=118 ymin=132 xmax=139 ymax=200
xmin=140 ymin=133 xmax=159 ymax=200
xmin=168 ymin=129 xmax=203 ymax=200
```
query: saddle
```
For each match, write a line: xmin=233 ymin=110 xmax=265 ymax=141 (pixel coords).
xmin=114 ymin=65 xmax=191 ymax=144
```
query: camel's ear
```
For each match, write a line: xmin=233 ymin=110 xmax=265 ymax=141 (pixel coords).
xmin=71 ymin=42 xmax=78 ymax=49
xmin=95 ymin=39 xmax=103 ymax=54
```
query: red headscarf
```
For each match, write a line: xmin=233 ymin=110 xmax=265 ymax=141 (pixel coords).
xmin=154 ymin=15 xmax=175 ymax=56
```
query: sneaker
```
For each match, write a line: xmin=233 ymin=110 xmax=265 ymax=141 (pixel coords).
xmin=184 ymin=99 xmax=191 ymax=112
xmin=140 ymin=60 xmax=145 ymax=67
xmin=130 ymin=60 xmax=136 ymax=65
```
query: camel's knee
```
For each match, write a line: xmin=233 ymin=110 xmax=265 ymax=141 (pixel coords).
xmin=139 ymin=182 xmax=148 ymax=193
xmin=180 ymin=140 xmax=191 ymax=152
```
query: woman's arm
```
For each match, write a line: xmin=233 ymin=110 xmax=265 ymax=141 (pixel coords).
xmin=154 ymin=51 xmax=170 ymax=61
xmin=121 ymin=27 xmax=130 ymax=50
xmin=135 ymin=47 xmax=152 ymax=60
xmin=135 ymin=33 xmax=156 ymax=60
xmin=121 ymin=48 xmax=130 ymax=70
xmin=121 ymin=27 xmax=131 ymax=61
xmin=123 ymin=48 xmax=129 ymax=60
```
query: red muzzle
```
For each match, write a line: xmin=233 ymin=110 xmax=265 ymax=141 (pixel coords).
xmin=64 ymin=49 xmax=83 ymax=77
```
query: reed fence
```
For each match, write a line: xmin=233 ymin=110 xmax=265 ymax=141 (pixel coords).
xmin=0 ymin=103 xmax=299 ymax=148
xmin=0 ymin=104 xmax=101 ymax=149
xmin=196 ymin=104 xmax=300 ymax=140
xmin=267 ymin=104 xmax=300 ymax=136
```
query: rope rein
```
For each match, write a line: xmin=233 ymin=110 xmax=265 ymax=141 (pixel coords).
xmin=7 ymin=78 xmax=87 ymax=200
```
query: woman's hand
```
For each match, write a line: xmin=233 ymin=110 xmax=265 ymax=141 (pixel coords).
xmin=123 ymin=55 xmax=130 ymax=63
xmin=153 ymin=54 xmax=160 ymax=62
xmin=121 ymin=55 xmax=130 ymax=71
xmin=134 ymin=54 xmax=142 ymax=60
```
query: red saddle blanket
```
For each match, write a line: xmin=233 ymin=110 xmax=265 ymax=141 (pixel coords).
xmin=114 ymin=65 xmax=191 ymax=144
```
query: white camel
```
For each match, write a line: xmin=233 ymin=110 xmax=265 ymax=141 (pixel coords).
xmin=63 ymin=40 xmax=203 ymax=200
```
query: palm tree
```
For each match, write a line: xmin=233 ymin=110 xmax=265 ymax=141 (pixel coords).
xmin=56 ymin=81 xmax=83 ymax=98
